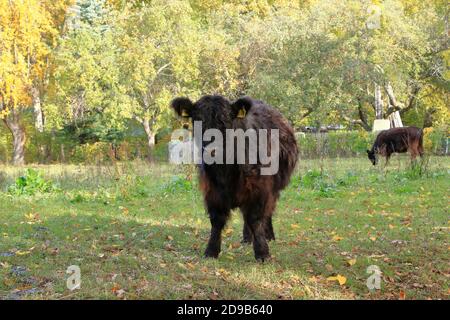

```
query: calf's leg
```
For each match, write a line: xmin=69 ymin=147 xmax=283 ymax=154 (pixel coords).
xmin=242 ymin=223 xmax=252 ymax=244
xmin=242 ymin=216 xmax=274 ymax=243
xmin=204 ymin=208 xmax=230 ymax=258
xmin=264 ymin=216 xmax=275 ymax=241
xmin=419 ymin=147 xmax=424 ymax=158
xmin=242 ymin=201 xmax=271 ymax=262
xmin=247 ymin=216 xmax=270 ymax=262
xmin=409 ymin=144 xmax=417 ymax=160
xmin=384 ymin=152 xmax=392 ymax=167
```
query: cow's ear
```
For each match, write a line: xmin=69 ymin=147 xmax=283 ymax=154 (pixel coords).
xmin=231 ymin=96 xmax=253 ymax=119
xmin=366 ymin=149 xmax=370 ymax=154
xmin=171 ymin=97 xmax=193 ymax=118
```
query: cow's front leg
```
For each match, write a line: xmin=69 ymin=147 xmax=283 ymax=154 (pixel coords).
xmin=264 ymin=216 xmax=275 ymax=241
xmin=242 ymin=213 xmax=274 ymax=243
xmin=242 ymin=222 xmax=253 ymax=244
xmin=243 ymin=208 xmax=270 ymax=262
xmin=204 ymin=208 xmax=229 ymax=258
xmin=384 ymin=153 xmax=392 ymax=167
xmin=248 ymin=217 xmax=270 ymax=262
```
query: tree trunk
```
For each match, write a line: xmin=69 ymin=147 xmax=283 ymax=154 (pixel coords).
xmin=385 ymin=83 xmax=399 ymax=115
xmin=32 ymin=87 xmax=44 ymax=133
xmin=143 ymin=120 xmax=155 ymax=148
xmin=60 ymin=144 xmax=66 ymax=163
xmin=384 ymin=83 xmax=420 ymax=117
xmin=142 ymin=118 xmax=156 ymax=160
xmin=3 ymin=110 xmax=26 ymax=165
xmin=357 ymin=98 xmax=371 ymax=131
xmin=374 ymin=83 xmax=384 ymax=119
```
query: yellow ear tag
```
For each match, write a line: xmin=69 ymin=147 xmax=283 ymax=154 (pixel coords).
xmin=181 ymin=109 xmax=189 ymax=117
xmin=237 ymin=108 xmax=246 ymax=118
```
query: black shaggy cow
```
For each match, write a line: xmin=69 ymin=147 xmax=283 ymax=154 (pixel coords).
xmin=367 ymin=126 xmax=424 ymax=165
xmin=171 ymin=95 xmax=298 ymax=261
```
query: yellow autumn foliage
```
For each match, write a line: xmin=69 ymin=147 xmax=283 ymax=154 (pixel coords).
xmin=0 ymin=0 xmax=72 ymax=114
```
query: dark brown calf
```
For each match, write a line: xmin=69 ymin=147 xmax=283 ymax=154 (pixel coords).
xmin=367 ymin=126 xmax=424 ymax=165
xmin=171 ymin=95 xmax=298 ymax=261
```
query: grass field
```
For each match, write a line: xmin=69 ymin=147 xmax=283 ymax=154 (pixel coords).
xmin=0 ymin=155 xmax=449 ymax=300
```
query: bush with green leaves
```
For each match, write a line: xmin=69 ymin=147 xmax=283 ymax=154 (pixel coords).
xmin=161 ymin=175 xmax=193 ymax=194
xmin=297 ymin=131 xmax=377 ymax=159
xmin=7 ymin=169 xmax=58 ymax=196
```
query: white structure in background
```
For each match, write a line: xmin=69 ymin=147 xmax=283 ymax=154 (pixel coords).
xmin=372 ymin=83 xmax=404 ymax=132
xmin=372 ymin=119 xmax=391 ymax=132
xmin=372 ymin=111 xmax=404 ymax=132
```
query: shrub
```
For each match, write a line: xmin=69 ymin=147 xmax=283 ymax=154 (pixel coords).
xmin=294 ymin=169 xmax=337 ymax=197
xmin=71 ymin=142 xmax=111 ymax=164
xmin=161 ymin=175 xmax=192 ymax=194
xmin=297 ymin=131 xmax=376 ymax=159
xmin=423 ymin=127 xmax=448 ymax=154
xmin=7 ymin=168 xmax=58 ymax=196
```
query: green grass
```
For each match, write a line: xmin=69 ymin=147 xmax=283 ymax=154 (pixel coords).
xmin=0 ymin=156 xmax=449 ymax=300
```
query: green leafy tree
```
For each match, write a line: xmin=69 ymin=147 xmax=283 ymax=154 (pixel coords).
xmin=248 ymin=0 xmax=448 ymax=129
xmin=49 ymin=0 xmax=129 ymax=149
xmin=114 ymin=0 xmax=200 ymax=153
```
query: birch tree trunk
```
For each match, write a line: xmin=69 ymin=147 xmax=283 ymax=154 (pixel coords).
xmin=385 ymin=83 xmax=399 ymax=109
xmin=32 ymin=87 xmax=44 ymax=133
xmin=3 ymin=109 xmax=26 ymax=165
xmin=142 ymin=118 xmax=156 ymax=149
xmin=374 ymin=83 xmax=384 ymax=119
xmin=141 ymin=117 xmax=156 ymax=161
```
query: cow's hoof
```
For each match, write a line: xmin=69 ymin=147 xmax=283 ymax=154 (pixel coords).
xmin=255 ymin=253 xmax=271 ymax=263
xmin=241 ymin=238 xmax=252 ymax=245
xmin=204 ymin=248 xmax=219 ymax=259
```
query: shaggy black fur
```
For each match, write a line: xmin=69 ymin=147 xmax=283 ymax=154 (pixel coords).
xmin=171 ymin=95 xmax=298 ymax=261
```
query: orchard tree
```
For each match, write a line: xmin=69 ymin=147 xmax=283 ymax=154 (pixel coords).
xmin=248 ymin=0 xmax=447 ymax=129
xmin=114 ymin=0 xmax=200 ymax=153
xmin=49 ymin=0 xmax=130 ymax=150
xmin=0 ymin=0 xmax=72 ymax=164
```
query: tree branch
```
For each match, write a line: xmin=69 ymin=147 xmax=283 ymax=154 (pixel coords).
xmin=342 ymin=98 xmax=371 ymax=131
xmin=400 ymin=85 xmax=421 ymax=115
xmin=384 ymin=83 xmax=421 ymax=117
xmin=300 ymin=108 xmax=314 ymax=119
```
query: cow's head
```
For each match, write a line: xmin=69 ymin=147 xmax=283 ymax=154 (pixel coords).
xmin=366 ymin=149 xmax=377 ymax=165
xmin=170 ymin=95 xmax=252 ymax=133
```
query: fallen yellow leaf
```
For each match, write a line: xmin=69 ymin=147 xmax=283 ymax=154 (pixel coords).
xmin=185 ymin=262 xmax=195 ymax=270
xmin=327 ymin=274 xmax=347 ymax=285
xmin=332 ymin=235 xmax=344 ymax=241
xmin=15 ymin=250 xmax=31 ymax=256
xmin=347 ymin=259 xmax=357 ymax=266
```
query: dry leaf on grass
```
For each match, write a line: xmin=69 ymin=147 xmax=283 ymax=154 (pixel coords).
xmin=347 ymin=259 xmax=357 ymax=266
xmin=327 ymin=274 xmax=347 ymax=285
